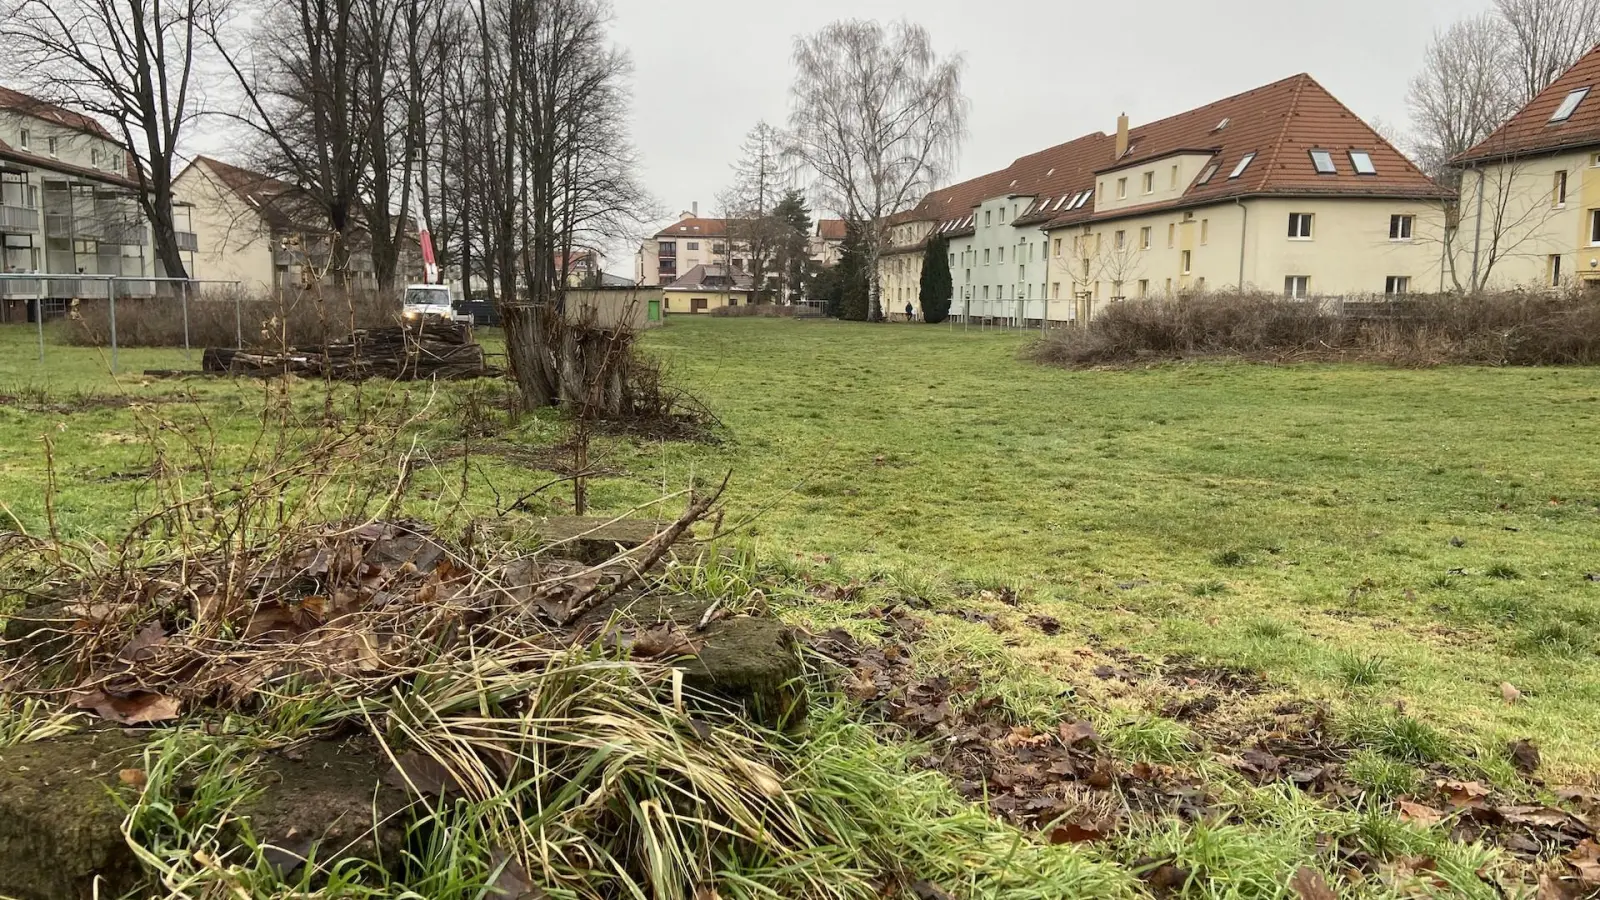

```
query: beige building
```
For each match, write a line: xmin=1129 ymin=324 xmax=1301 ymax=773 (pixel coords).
xmin=636 ymin=210 xmax=850 ymax=290
xmin=881 ymin=74 xmax=1451 ymax=324
xmin=1453 ymin=44 xmax=1600 ymax=293
xmin=174 ymin=156 xmax=409 ymax=294
xmin=0 ymin=86 xmax=195 ymax=322
xmin=661 ymin=263 xmax=755 ymax=314
xmin=810 ymin=219 xmax=847 ymax=267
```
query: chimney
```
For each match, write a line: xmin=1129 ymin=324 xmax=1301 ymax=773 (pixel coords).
xmin=1115 ymin=114 xmax=1129 ymax=159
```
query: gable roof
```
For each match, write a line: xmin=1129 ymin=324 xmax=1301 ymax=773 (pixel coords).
xmin=816 ymin=218 xmax=847 ymax=241
xmin=886 ymin=73 xmax=1445 ymax=249
xmin=0 ymin=86 xmax=114 ymax=141
xmin=655 ymin=217 xmax=730 ymax=239
xmin=187 ymin=156 xmax=327 ymax=232
xmin=1455 ymin=42 xmax=1600 ymax=164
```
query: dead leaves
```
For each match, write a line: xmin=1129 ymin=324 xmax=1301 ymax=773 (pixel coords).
xmin=73 ymin=689 xmax=181 ymax=725
xmin=1509 ymin=739 xmax=1541 ymax=775
xmin=1399 ymin=800 xmax=1445 ymax=827
xmin=1288 ymin=867 xmax=1337 ymax=900
xmin=1024 ymin=614 xmax=1062 ymax=635
xmin=630 ymin=623 xmax=700 ymax=660
xmin=1501 ymin=682 xmax=1523 ymax=704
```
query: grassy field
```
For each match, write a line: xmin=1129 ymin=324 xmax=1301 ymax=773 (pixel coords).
xmin=3 ymin=317 xmax=1600 ymax=895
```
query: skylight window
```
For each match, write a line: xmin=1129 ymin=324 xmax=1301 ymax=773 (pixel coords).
xmin=1073 ymin=190 xmax=1092 ymax=210
xmin=1197 ymin=164 xmax=1220 ymax=185
xmin=1055 ymin=194 xmax=1072 ymax=210
xmin=1349 ymin=151 xmax=1377 ymax=175
xmin=1550 ymin=87 xmax=1590 ymax=123
xmin=1229 ymin=153 xmax=1257 ymax=179
xmin=1214 ymin=117 xmax=1230 ymax=132
xmin=1310 ymin=150 xmax=1336 ymax=174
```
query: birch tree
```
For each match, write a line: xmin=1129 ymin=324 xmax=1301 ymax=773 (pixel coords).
xmin=784 ymin=19 xmax=966 ymax=321
xmin=1405 ymin=13 xmax=1518 ymax=185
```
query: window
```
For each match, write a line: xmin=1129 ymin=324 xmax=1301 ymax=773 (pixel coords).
xmin=692 ymin=298 xmax=708 ymax=311
xmin=659 ymin=241 xmax=676 ymax=256
xmin=1550 ymin=87 xmax=1590 ymax=123
xmin=1554 ymin=170 xmax=1569 ymax=207
xmin=1055 ymin=194 xmax=1072 ymax=210
xmin=983 ymin=285 xmax=990 ymax=299
xmin=1019 ymin=265 xmax=1026 ymax=281
xmin=1181 ymin=250 xmax=1192 ymax=274
xmin=1389 ymin=215 xmax=1414 ymax=241
xmin=1166 ymin=278 xmax=1173 ymax=295
xmin=1201 ymin=219 xmax=1209 ymax=245
xmin=1053 ymin=238 xmax=1062 ymax=257
xmin=1591 ymin=209 xmax=1600 ymax=244
xmin=1285 ymin=276 xmax=1310 ymax=298
xmin=1052 ymin=283 xmax=1061 ymax=299
xmin=91 ymin=149 xmax=101 ymax=169
xmin=1310 ymin=150 xmax=1336 ymax=174
xmin=1140 ymin=226 xmax=1152 ymax=250
xmin=984 ymin=249 xmax=990 ymax=264
xmin=1170 ymin=165 xmax=1180 ymax=189
xmin=997 ymin=246 xmax=1005 ymax=263
xmin=1214 ymin=117 xmax=1231 ymax=132
xmin=1117 ymin=177 xmax=1128 ymax=199
xmin=1229 ymin=153 xmax=1256 ymax=179
xmin=1167 ymin=223 xmax=1175 ymax=248
xmin=46 ymin=136 xmax=58 ymax=157
xmin=1349 ymin=151 xmax=1377 ymax=175
xmin=985 ymin=210 xmax=992 ymax=226
xmin=965 ymin=269 xmax=970 ymax=282
xmin=1197 ymin=164 xmax=1220 ymax=185
xmin=1549 ymin=254 xmax=1563 ymax=286
xmin=1593 ymin=152 xmax=1600 ymax=168
xmin=1385 ymin=276 xmax=1410 ymax=295
xmin=1112 ymin=280 xmax=1124 ymax=298
xmin=712 ymin=242 xmax=726 ymax=254
xmin=1143 ymin=172 xmax=1155 ymax=194
xmin=950 ymin=253 xmax=956 ymax=266
xmin=1288 ymin=213 xmax=1314 ymax=239
xmin=1138 ymin=279 xmax=1149 ymax=297
xmin=1074 ymin=191 xmax=1092 ymax=209
xmin=1114 ymin=230 xmax=1126 ymax=250
xmin=686 ymin=241 xmax=698 ymax=250
xmin=17 ymin=129 xmax=28 ymax=150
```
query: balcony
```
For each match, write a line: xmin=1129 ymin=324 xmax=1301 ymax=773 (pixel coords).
xmin=0 ymin=204 xmax=39 ymax=233
xmin=42 ymin=214 xmax=146 ymax=244
xmin=174 ymin=230 xmax=198 ymax=252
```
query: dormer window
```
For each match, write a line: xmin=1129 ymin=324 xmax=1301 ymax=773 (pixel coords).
xmin=1349 ymin=151 xmax=1377 ymax=175
xmin=1310 ymin=150 xmax=1336 ymax=174
xmin=1550 ymin=87 xmax=1590 ymax=123
xmin=1228 ymin=153 xmax=1256 ymax=179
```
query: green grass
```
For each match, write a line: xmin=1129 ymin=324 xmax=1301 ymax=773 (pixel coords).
xmin=3 ymin=317 xmax=1600 ymax=890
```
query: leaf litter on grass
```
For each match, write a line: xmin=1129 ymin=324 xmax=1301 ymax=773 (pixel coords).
xmin=805 ymin=599 xmax=1600 ymax=897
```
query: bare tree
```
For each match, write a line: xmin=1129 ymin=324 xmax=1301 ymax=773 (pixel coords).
xmin=718 ymin=121 xmax=786 ymax=299
xmin=1457 ymin=157 xmax=1568 ymax=292
xmin=1 ymin=0 xmax=224 ymax=280
xmin=1405 ymin=13 xmax=1519 ymax=185
xmin=1094 ymin=229 xmax=1146 ymax=301
xmin=784 ymin=19 xmax=966 ymax=321
xmin=1493 ymin=0 xmax=1600 ymax=104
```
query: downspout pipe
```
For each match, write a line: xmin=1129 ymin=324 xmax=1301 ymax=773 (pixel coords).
xmin=1235 ymin=198 xmax=1248 ymax=291
xmin=1469 ymin=166 xmax=1486 ymax=294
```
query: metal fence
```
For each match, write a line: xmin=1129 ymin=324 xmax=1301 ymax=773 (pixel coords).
xmin=0 ymin=274 xmax=242 ymax=373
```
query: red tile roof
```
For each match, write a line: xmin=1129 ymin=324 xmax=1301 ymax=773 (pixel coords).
xmin=816 ymin=218 xmax=847 ymax=241
xmin=188 ymin=156 xmax=326 ymax=232
xmin=887 ymin=73 xmax=1444 ymax=249
xmin=1455 ymin=42 xmax=1600 ymax=163
xmin=0 ymin=86 xmax=114 ymax=141
xmin=655 ymin=217 xmax=730 ymax=239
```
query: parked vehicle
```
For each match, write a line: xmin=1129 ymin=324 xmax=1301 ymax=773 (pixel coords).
xmin=401 ymin=284 xmax=473 ymax=325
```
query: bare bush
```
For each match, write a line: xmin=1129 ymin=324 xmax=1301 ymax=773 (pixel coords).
xmin=59 ymin=287 xmax=401 ymax=349
xmin=1028 ymin=292 xmax=1600 ymax=368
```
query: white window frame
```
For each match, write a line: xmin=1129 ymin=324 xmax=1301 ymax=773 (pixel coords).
xmin=1550 ymin=87 xmax=1590 ymax=123
xmin=1389 ymin=215 xmax=1415 ymax=241
xmin=1349 ymin=151 xmax=1377 ymax=176
xmin=17 ymin=129 xmax=29 ymax=151
xmin=1229 ymin=153 xmax=1256 ymax=179
xmin=1140 ymin=226 xmax=1151 ymax=250
xmin=46 ymin=136 xmax=58 ymax=157
xmin=1114 ymin=230 xmax=1125 ymax=250
xmin=1554 ymin=170 xmax=1569 ymax=208
xmin=1591 ymin=209 xmax=1600 ymax=246
xmin=1117 ymin=177 xmax=1128 ymax=200
xmin=1288 ymin=213 xmax=1314 ymax=240
xmin=1549 ymin=254 xmax=1563 ymax=287
xmin=1143 ymin=171 xmax=1155 ymax=194
xmin=1181 ymin=250 xmax=1192 ymax=275
xmin=1309 ymin=150 xmax=1336 ymax=174
xmin=1384 ymin=276 xmax=1410 ymax=296
xmin=1197 ymin=164 xmax=1219 ymax=185
xmin=1285 ymin=276 xmax=1310 ymax=299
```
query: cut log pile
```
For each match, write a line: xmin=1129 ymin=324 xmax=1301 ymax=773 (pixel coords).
xmin=201 ymin=322 xmax=492 ymax=381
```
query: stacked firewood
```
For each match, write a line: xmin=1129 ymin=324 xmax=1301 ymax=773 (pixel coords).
xmin=201 ymin=322 xmax=492 ymax=381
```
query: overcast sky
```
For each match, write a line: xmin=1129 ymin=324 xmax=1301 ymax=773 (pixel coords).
xmin=610 ymin=0 xmax=1490 ymax=236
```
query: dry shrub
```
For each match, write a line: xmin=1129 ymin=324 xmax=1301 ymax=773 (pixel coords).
xmin=1029 ymin=291 xmax=1600 ymax=368
xmin=60 ymin=285 xmax=400 ymax=349
xmin=710 ymin=302 xmax=794 ymax=318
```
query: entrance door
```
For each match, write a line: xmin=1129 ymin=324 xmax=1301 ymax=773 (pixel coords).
xmin=647 ymin=298 xmax=661 ymax=322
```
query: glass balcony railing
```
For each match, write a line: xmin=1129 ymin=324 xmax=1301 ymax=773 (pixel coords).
xmin=174 ymin=231 xmax=198 ymax=252
xmin=0 ymin=204 xmax=39 ymax=232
